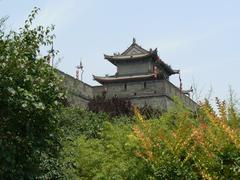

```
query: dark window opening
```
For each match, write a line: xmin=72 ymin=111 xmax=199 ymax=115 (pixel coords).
xmin=124 ymin=83 xmax=127 ymax=90
xmin=134 ymin=92 xmax=137 ymax=96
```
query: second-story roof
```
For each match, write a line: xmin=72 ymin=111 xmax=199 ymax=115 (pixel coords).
xmin=93 ymin=73 xmax=156 ymax=84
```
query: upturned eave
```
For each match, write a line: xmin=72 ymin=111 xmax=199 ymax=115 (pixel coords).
xmin=93 ymin=74 xmax=156 ymax=84
xmin=104 ymin=49 xmax=158 ymax=65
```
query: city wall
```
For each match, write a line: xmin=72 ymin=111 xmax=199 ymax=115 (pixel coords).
xmin=60 ymin=71 xmax=197 ymax=110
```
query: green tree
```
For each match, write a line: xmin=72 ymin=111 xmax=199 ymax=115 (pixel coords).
xmin=0 ymin=8 xmax=65 ymax=179
xmin=59 ymin=107 xmax=109 ymax=139
xmin=62 ymin=122 xmax=149 ymax=180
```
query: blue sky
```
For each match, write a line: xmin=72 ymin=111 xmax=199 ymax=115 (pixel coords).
xmin=1 ymin=0 xmax=240 ymax=101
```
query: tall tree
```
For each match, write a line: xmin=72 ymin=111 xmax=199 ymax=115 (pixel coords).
xmin=0 ymin=8 xmax=65 ymax=179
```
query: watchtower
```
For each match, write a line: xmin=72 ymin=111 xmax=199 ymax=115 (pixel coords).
xmin=94 ymin=38 xmax=179 ymax=83
xmin=92 ymin=39 xmax=196 ymax=110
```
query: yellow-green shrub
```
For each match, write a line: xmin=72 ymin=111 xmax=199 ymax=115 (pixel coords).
xmin=131 ymin=98 xmax=240 ymax=179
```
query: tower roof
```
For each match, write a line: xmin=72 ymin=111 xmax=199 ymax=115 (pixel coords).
xmin=104 ymin=38 xmax=157 ymax=63
xmin=103 ymin=38 xmax=177 ymax=74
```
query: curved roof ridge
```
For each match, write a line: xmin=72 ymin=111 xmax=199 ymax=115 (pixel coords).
xmin=121 ymin=38 xmax=150 ymax=55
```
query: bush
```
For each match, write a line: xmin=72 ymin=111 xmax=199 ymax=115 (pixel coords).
xmin=139 ymin=103 xmax=163 ymax=119
xmin=62 ymin=98 xmax=240 ymax=179
xmin=88 ymin=95 xmax=163 ymax=120
xmin=61 ymin=122 xmax=151 ymax=179
xmin=59 ymin=106 xmax=137 ymax=141
xmin=131 ymin=98 xmax=240 ymax=179
xmin=59 ymin=107 xmax=109 ymax=139
xmin=88 ymin=96 xmax=132 ymax=117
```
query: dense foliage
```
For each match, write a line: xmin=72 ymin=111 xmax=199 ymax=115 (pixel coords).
xmin=59 ymin=108 xmax=109 ymax=139
xmin=59 ymin=107 xmax=136 ymax=140
xmin=88 ymin=96 xmax=163 ymax=119
xmin=62 ymin=99 xmax=240 ymax=179
xmin=0 ymin=8 xmax=65 ymax=179
xmin=59 ymin=108 xmax=139 ymax=179
xmin=88 ymin=96 xmax=132 ymax=117
xmin=62 ymin=122 xmax=149 ymax=179
xmin=130 ymin=99 xmax=240 ymax=179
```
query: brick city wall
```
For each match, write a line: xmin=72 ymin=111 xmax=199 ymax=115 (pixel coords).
xmin=60 ymin=71 xmax=197 ymax=110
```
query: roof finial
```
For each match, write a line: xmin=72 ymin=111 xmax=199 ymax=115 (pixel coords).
xmin=133 ymin=37 xmax=136 ymax=44
xmin=76 ymin=59 xmax=84 ymax=81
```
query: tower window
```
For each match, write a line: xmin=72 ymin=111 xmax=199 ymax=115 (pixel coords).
xmin=144 ymin=82 xmax=147 ymax=88
xmin=124 ymin=83 xmax=127 ymax=90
